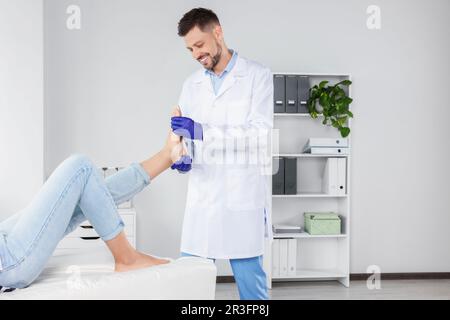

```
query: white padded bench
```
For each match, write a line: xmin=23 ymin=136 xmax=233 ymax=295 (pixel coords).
xmin=0 ymin=248 xmax=217 ymax=300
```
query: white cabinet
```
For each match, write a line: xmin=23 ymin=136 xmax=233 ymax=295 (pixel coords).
xmin=55 ymin=208 xmax=136 ymax=254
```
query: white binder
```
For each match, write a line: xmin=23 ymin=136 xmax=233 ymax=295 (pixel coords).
xmin=337 ymin=158 xmax=347 ymax=195
xmin=322 ymin=158 xmax=338 ymax=194
xmin=272 ymin=239 xmax=280 ymax=277
xmin=305 ymin=138 xmax=349 ymax=148
xmin=287 ymin=239 xmax=297 ymax=277
xmin=304 ymin=147 xmax=349 ymax=155
xmin=273 ymin=224 xmax=302 ymax=234
xmin=279 ymin=239 xmax=288 ymax=277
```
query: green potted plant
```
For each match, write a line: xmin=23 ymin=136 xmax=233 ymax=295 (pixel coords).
xmin=307 ymin=80 xmax=353 ymax=138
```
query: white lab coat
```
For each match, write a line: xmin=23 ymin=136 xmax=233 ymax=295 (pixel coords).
xmin=178 ymin=55 xmax=273 ymax=259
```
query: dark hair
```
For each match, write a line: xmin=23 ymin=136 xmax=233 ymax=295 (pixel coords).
xmin=177 ymin=8 xmax=220 ymax=37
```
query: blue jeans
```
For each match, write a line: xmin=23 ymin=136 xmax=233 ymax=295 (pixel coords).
xmin=181 ymin=252 xmax=269 ymax=300
xmin=0 ymin=154 xmax=150 ymax=288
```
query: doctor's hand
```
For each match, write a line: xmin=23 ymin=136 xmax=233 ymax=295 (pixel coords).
xmin=171 ymin=116 xmax=203 ymax=141
xmin=170 ymin=155 xmax=192 ymax=173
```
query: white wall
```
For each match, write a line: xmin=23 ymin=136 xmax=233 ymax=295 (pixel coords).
xmin=43 ymin=0 xmax=450 ymax=275
xmin=0 ymin=0 xmax=44 ymax=220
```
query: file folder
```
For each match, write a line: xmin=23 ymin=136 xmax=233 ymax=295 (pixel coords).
xmin=285 ymin=75 xmax=298 ymax=113
xmin=297 ymin=75 xmax=310 ymax=113
xmin=304 ymin=147 xmax=349 ymax=155
xmin=273 ymin=225 xmax=302 ymax=234
xmin=279 ymin=239 xmax=288 ymax=276
xmin=337 ymin=158 xmax=347 ymax=195
xmin=272 ymin=239 xmax=280 ymax=277
xmin=273 ymin=75 xmax=285 ymax=113
xmin=322 ymin=158 xmax=338 ymax=194
xmin=284 ymin=157 xmax=297 ymax=195
xmin=272 ymin=157 xmax=285 ymax=195
xmin=304 ymin=138 xmax=349 ymax=148
xmin=287 ymin=239 xmax=297 ymax=277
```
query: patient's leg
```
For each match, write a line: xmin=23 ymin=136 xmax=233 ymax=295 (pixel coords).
xmin=62 ymin=162 xmax=153 ymax=237
xmin=1 ymin=154 xmax=168 ymax=288
xmin=64 ymin=128 xmax=185 ymax=236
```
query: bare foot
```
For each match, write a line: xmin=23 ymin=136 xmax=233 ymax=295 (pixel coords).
xmin=115 ymin=252 xmax=170 ymax=272
xmin=166 ymin=106 xmax=187 ymax=163
xmin=172 ymin=105 xmax=182 ymax=117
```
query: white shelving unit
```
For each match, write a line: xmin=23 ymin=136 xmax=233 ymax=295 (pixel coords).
xmin=264 ymin=73 xmax=352 ymax=288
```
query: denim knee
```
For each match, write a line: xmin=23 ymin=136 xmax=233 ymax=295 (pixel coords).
xmin=65 ymin=154 xmax=94 ymax=172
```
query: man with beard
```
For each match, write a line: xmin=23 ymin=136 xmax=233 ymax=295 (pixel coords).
xmin=171 ymin=8 xmax=273 ymax=300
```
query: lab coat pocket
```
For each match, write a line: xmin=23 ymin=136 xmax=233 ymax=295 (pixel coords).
xmin=186 ymin=166 xmax=209 ymax=207
xmin=225 ymin=167 xmax=264 ymax=212
xmin=226 ymin=99 xmax=251 ymax=126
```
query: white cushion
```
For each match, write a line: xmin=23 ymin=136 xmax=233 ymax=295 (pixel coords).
xmin=1 ymin=248 xmax=217 ymax=300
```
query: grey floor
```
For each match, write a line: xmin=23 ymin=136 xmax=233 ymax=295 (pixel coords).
xmin=215 ymin=280 xmax=450 ymax=300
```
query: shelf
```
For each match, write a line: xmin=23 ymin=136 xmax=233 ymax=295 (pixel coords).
xmin=273 ymin=193 xmax=348 ymax=198
xmin=273 ymin=268 xmax=347 ymax=280
xmin=273 ymin=232 xmax=347 ymax=239
xmin=273 ymin=72 xmax=351 ymax=77
xmin=273 ymin=153 xmax=349 ymax=158
xmin=274 ymin=113 xmax=320 ymax=117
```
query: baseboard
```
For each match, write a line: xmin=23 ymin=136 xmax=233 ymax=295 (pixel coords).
xmin=217 ymin=276 xmax=235 ymax=283
xmin=350 ymin=273 xmax=450 ymax=281
xmin=217 ymin=273 xmax=450 ymax=283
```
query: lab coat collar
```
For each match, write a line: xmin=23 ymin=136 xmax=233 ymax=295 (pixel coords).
xmin=192 ymin=55 xmax=248 ymax=84
xmin=204 ymin=49 xmax=238 ymax=78
xmin=193 ymin=55 xmax=248 ymax=98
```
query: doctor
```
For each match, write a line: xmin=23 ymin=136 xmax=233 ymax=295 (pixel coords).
xmin=171 ymin=8 xmax=273 ymax=300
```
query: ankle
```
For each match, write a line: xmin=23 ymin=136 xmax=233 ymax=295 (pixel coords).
xmin=115 ymin=249 xmax=139 ymax=266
